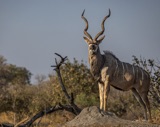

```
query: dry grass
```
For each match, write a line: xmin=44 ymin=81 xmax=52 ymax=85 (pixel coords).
xmin=0 ymin=112 xmax=15 ymax=123
xmin=0 ymin=110 xmax=75 ymax=127
xmin=0 ymin=109 xmax=160 ymax=126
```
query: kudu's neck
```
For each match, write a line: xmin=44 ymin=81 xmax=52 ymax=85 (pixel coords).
xmin=88 ymin=48 xmax=104 ymax=78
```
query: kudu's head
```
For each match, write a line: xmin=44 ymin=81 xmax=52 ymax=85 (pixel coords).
xmin=81 ymin=9 xmax=111 ymax=55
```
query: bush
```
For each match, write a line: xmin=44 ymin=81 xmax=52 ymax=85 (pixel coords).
xmin=0 ymin=55 xmax=160 ymax=124
xmin=49 ymin=58 xmax=99 ymax=107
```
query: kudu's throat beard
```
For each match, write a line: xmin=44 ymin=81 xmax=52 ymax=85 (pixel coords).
xmin=89 ymin=50 xmax=97 ymax=56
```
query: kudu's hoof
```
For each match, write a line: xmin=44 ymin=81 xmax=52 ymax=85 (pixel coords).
xmin=98 ymin=108 xmax=116 ymax=116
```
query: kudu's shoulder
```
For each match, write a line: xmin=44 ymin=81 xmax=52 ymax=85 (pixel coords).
xmin=103 ymin=50 xmax=120 ymax=62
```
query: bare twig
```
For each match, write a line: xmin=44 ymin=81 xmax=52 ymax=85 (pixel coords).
xmin=1 ymin=53 xmax=81 ymax=127
xmin=51 ymin=53 xmax=81 ymax=115
xmin=51 ymin=53 xmax=71 ymax=100
xmin=21 ymin=106 xmax=63 ymax=127
xmin=14 ymin=117 xmax=29 ymax=127
xmin=51 ymin=53 xmax=67 ymax=69
xmin=36 ymin=115 xmax=43 ymax=127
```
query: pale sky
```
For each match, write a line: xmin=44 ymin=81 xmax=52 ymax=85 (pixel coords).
xmin=0 ymin=0 xmax=160 ymax=83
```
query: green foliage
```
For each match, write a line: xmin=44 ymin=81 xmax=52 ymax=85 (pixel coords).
xmin=0 ymin=54 xmax=160 ymax=124
xmin=50 ymin=58 xmax=99 ymax=107
xmin=76 ymin=92 xmax=98 ymax=107
xmin=0 ymin=56 xmax=98 ymax=122
xmin=60 ymin=59 xmax=96 ymax=92
xmin=0 ymin=55 xmax=32 ymax=86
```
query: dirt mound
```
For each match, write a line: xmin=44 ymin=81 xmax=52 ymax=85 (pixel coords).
xmin=63 ymin=106 xmax=159 ymax=127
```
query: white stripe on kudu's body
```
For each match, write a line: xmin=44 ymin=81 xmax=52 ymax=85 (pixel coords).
xmin=81 ymin=9 xmax=151 ymax=121
xmin=122 ymin=62 xmax=125 ymax=80
xmin=114 ymin=59 xmax=118 ymax=76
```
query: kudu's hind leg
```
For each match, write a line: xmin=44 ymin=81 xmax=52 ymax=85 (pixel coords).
xmin=131 ymin=88 xmax=148 ymax=120
xmin=140 ymin=92 xmax=152 ymax=121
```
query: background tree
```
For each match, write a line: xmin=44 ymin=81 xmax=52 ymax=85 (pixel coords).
xmin=0 ymin=55 xmax=32 ymax=86
xmin=0 ymin=54 xmax=160 ymax=125
xmin=49 ymin=58 xmax=98 ymax=108
xmin=0 ymin=55 xmax=32 ymax=122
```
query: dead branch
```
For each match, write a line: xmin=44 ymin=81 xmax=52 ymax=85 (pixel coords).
xmin=20 ymin=105 xmax=63 ymax=127
xmin=0 ymin=106 xmax=63 ymax=127
xmin=51 ymin=53 xmax=81 ymax=115
xmin=51 ymin=53 xmax=70 ymax=100
xmin=14 ymin=117 xmax=29 ymax=127
xmin=54 ymin=71 xmax=81 ymax=115
xmin=0 ymin=104 xmax=78 ymax=127
xmin=1 ymin=53 xmax=81 ymax=127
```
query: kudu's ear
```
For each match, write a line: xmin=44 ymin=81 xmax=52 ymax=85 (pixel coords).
xmin=83 ymin=36 xmax=92 ymax=44
xmin=97 ymin=35 xmax=105 ymax=45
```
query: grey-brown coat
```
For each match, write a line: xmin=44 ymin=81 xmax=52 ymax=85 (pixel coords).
xmin=81 ymin=9 xmax=151 ymax=121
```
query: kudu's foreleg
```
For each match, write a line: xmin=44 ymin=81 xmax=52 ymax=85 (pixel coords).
xmin=104 ymin=79 xmax=110 ymax=111
xmin=98 ymin=75 xmax=110 ymax=112
xmin=98 ymin=83 xmax=104 ymax=110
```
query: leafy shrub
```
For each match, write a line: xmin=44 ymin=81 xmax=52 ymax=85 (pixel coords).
xmin=0 ymin=55 xmax=31 ymax=86
xmin=0 ymin=55 xmax=160 ymax=124
xmin=49 ymin=58 xmax=98 ymax=106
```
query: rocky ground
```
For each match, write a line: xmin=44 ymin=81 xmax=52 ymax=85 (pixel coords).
xmin=63 ymin=106 xmax=160 ymax=127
